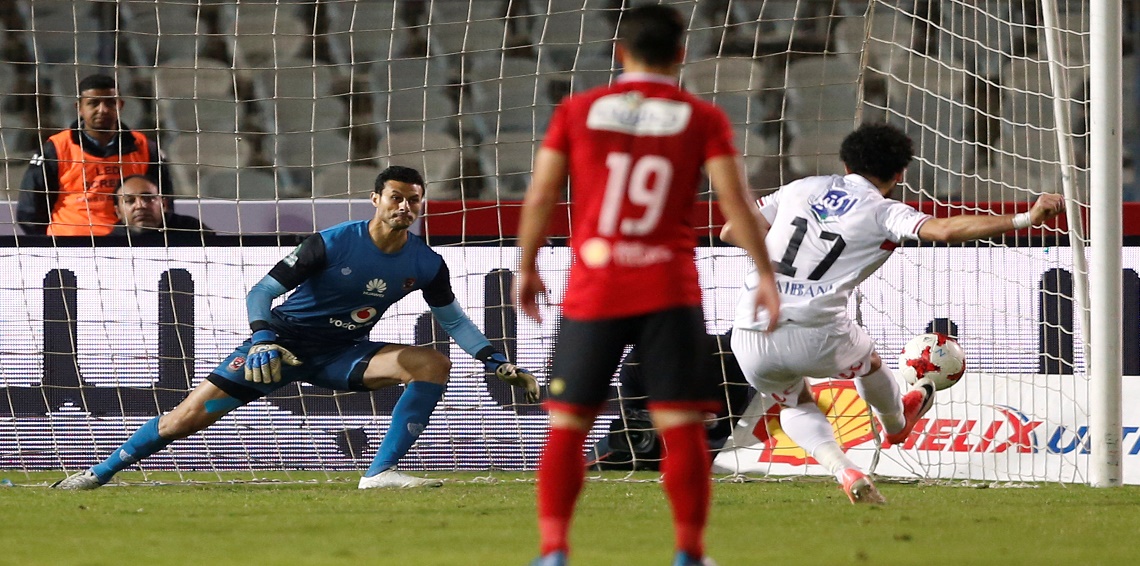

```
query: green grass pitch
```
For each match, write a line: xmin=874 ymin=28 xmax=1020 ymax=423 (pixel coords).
xmin=2 ymin=471 xmax=1138 ymax=565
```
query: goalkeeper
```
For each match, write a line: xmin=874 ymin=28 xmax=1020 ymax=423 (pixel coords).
xmin=54 ymin=165 xmax=539 ymax=490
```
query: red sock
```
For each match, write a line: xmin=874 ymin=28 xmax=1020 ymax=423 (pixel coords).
xmin=536 ymin=426 xmax=589 ymax=556
xmin=659 ymin=422 xmax=711 ymax=558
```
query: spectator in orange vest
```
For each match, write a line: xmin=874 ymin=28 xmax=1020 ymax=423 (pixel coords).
xmin=16 ymin=74 xmax=173 ymax=236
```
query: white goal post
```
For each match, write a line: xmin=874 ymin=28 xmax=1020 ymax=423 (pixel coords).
xmin=1086 ymin=0 xmax=1124 ymax=488
xmin=0 ymin=0 xmax=1126 ymax=486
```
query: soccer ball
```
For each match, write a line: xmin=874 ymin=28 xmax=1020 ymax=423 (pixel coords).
xmin=897 ymin=333 xmax=966 ymax=391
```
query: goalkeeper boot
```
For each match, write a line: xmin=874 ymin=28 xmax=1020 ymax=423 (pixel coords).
xmin=358 ymin=468 xmax=443 ymax=489
xmin=529 ymin=551 xmax=567 ymax=566
xmin=882 ymin=377 xmax=936 ymax=448
xmin=672 ymin=551 xmax=718 ymax=566
xmin=51 ymin=469 xmax=104 ymax=490
xmin=838 ymin=468 xmax=886 ymax=505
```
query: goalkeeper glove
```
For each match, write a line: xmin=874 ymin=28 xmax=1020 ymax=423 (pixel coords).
xmin=245 ymin=329 xmax=302 ymax=384
xmin=477 ymin=347 xmax=541 ymax=403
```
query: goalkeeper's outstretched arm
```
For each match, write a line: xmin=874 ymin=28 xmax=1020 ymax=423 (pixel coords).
xmin=421 ymin=261 xmax=540 ymax=403
xmin=429 ymin=301 xmax=541 ymax=403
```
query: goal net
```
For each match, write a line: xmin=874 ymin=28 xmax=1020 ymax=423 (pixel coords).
xmin=0 ymin=0 xmax=1112 ymax=485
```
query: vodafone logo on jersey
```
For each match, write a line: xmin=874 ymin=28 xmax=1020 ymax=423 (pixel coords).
xmin=350 ymin=306 xmax=378 ymax=323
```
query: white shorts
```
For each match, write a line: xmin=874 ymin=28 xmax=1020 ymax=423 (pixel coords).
xmin=730 ymin=318 xmax=874 ymax=407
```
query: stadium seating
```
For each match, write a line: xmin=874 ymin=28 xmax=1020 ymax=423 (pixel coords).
xmin=312 ymin=163 xmax=383 ymax=199
xmin=462 ymin=56 xmax=554 ymax=139
xmin=200 ymin=168 xmax=280 ymax=200
xmin=19 ymin=0 xmax=102 ymax=64
xmin=0 ymin=0 xmax=1126 ymax=205
xmin=530 ymin=2 xmax=617 ymax=72
xmin=885 ymin=53 xmax=971 ymax=199
xmin=426 ymin=2 xmax=511 ymax=70
xmin=832 ymin=5 xmax=918 ymax=75
xmin=479 ymin=131 xmax=539 ymax=199
xmin=324 ymin=1 xmax=409 ymax=66
xmin=167 ymin=132 xmax=256 ymax=197
xmin=153 ymin=57 xmax=239 ymax=101
xmin=381 ymin=131 xmax=464 ymax=198
xmin=0 ymin=157 xmax=26 ymax=203
xmin=384 ymin=89 xmax=457 ymax=134
xmin=223 ymin=3 xmax=310 ymax=64
xmin=270 ymin=130 xmax=355 ymax=196
xmin=123 ymin=0 xmax=208 ymax=64
xmin=158 ymin=97 xmax=245 ymax=134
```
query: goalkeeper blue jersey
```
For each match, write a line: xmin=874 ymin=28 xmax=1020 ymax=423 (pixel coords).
xmin=266 ymin=220 xmax=454 ymax=344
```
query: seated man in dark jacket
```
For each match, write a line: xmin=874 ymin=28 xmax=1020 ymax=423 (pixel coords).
xmin=109 ymin=175 xmax=214 ymax=241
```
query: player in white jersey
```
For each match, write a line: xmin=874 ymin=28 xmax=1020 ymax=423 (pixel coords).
xmin=722 ymin=123 xmax=1065 ymax=504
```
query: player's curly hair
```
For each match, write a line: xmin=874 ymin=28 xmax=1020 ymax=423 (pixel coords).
xmin=839 ymin=123 xmax=914 ymax=182
xmin=374 ymin=165 xmax=426 ymax=193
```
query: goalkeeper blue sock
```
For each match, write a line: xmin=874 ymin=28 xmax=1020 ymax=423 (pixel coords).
xmin=91 ymin=416 xmax=171 ymax=483
xmin=365 ymin=381 xmax=445 ymax=477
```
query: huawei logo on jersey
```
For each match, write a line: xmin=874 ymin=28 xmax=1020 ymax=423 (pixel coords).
xmin=364 ymin=278 xmax=387 ymax=297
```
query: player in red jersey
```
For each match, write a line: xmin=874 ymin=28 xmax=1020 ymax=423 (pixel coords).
xmin=516 ymin=6 xmax=780 ymax=566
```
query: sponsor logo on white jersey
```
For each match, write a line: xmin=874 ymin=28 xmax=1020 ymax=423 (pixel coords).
xmin=586 ymin=92 xmax=691 ymax=136
xmin=364 ymin=278 xmax=387 ymax=297
xmin=809 ymin=187 xmax=858 ymax=223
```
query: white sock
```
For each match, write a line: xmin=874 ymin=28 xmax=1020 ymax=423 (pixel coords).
xmin=856 ymin=365 xmax=905 ymax=434
xmin=813 ymin=441 xmax=860 ymax=481
xmin=779 ymin=403 xmax=854 ymax=472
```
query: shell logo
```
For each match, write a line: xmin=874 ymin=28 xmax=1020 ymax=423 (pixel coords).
xmin=750 ymin=380 xmax=877 ymax=465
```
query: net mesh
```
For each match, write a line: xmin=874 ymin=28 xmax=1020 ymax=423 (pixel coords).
xmin=0 ymin=0 xmax=1102 ymax=484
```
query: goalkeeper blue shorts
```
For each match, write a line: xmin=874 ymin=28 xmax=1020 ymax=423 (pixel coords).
xmin=206 ymin=338 xmax=390 ymax=402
